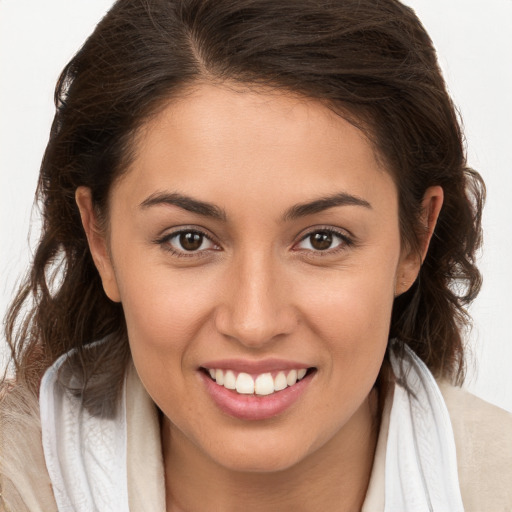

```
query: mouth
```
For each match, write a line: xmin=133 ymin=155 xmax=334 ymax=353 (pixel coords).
xmin=198 ymin=364 xmax=317 ymax=421
xmin=200 ymin=367 xmax=316 ymax=396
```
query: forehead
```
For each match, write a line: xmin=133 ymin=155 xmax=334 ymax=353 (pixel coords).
xmin=113 ymin=82 xmax=396 ymax=217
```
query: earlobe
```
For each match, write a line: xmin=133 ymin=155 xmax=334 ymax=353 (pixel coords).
xmin=395 ymin=186 xmax=444 ymax=296
xmin=75 ymin=187 xmax=121 ymax=303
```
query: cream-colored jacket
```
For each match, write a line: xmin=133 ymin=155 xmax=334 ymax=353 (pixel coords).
xmin=1 ymin=365 xmax=512 ymax=511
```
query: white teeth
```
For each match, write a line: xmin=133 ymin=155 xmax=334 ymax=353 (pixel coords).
xmin=286 ymin=369 xmax=298 ymax=386
xmin=236 ymin=372 xmax=255 ymax=394
xmin=274 ymin=371 xmax=288 ymax=391
xmin=255 ymin=373 xmax=274 ymax=396
xmin=224 ymin=370 xmax=236 ymax=390
xmin=208 ymin=367 xmax=310 ymax=396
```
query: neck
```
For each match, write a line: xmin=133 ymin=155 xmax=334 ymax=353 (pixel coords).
xmin=162 ymin=389 xmax=380 ymax=512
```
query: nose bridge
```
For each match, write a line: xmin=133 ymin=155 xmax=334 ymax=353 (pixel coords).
xmin=215 ymin=248 xmax=295 ymax=347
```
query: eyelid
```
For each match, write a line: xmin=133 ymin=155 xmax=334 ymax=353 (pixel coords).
xmin=292 ymin=226 xmax=354 ymax=253
xmin=153 ymin=226 xmax=221 ymax=256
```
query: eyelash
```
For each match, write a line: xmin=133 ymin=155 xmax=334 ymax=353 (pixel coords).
xmin=153 ymin=226 xmax=354 ymax=258
xmin=293 ymin=227 xmax=354 ymax=255
xmin=153 ymin=228 xmax=220 ymax=258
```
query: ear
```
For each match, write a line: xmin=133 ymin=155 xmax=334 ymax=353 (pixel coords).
xmin=75 ymin=186 xmax=121 ymax=302
xmin=395 ymin=186 xmax=444 ymax=296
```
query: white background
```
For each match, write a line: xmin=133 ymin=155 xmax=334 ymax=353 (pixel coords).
xmin=1 ymin=0 xmax=511 ymax=411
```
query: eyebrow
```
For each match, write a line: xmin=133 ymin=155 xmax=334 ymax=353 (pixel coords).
xmin=282 ymin=192 xmax=372 ymax=221
xmin=139 ymin=190 xmax=371 ymax=222
xmin=139 ymin=192 xmax=227 ymax=221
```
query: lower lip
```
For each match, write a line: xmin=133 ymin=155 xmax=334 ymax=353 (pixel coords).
xmin=200 ymin=371 xmax=313 ymax=421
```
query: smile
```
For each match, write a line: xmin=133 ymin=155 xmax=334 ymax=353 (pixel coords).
xmin=206 ymin=368 xmax=309 ymax=396
xmin=199 ymin=363 xmax=316 ymax=421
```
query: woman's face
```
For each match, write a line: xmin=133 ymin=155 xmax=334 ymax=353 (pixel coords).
xmin=80 ymin=83 xmax=424 ymax=472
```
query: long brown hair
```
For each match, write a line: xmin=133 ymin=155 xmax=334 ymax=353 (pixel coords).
xmin=3 ymin=0 xmax=484 ymax=410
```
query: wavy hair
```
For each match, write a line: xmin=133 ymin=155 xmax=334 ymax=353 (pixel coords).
xmin=3 ymin=0 xmax=484 ymax=412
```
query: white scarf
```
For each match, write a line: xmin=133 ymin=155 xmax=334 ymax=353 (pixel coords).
xmin=40 ymin=355 xmax=130 ymax=511
xmin=385 ymin=345 xmax=464 ymax=511
xmin=39 ymin=344 xmax=465 ymax=511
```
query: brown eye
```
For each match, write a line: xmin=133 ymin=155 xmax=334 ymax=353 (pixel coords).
xmin=179 ymin=232 xmax=204 ymax=251
xmin=295 ymin=229 xmax=349 ymax=253
xmin=310 ymin=232 xmax=333 ymax=250
xmin=160 ymin=229 xmax=218 ymax=254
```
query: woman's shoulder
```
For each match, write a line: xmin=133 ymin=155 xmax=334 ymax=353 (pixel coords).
xmin=438 ymin=381 xmax=512 ymax=510
xmin=0 ymin=380 xmax=57 ymax=512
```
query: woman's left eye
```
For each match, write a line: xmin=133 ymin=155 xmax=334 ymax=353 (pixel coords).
xmin=159 ymin=230 xmax=218 ymax=254
xmin=295 ymin=229 xmax=350 ymax=252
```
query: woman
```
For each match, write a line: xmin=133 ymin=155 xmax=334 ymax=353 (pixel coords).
xmin=1 ymin=0 xmax=511 ymax=510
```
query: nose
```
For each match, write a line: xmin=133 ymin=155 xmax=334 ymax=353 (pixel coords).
xmin=214 ymin=251 xmax=298 ymax=349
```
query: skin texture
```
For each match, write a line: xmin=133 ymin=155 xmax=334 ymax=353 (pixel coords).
xmin=76 ymin=82 xmax=443 ymax=511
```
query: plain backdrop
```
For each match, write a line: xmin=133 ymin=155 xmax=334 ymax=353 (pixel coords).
xmin=1 ymin=0 xmax=511 ymax=411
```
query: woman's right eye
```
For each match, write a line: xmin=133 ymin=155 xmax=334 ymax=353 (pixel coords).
xmin=157 ymin=229 xmax=219 ymax=255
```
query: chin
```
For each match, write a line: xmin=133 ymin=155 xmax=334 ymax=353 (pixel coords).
xmin=214 ymin=447 xmax=307 ymax=474
xmin=203 ymin=430 xmax=314 ymax=474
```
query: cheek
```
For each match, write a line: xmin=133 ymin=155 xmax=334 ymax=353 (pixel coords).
xmin=296 ymin=256 xmax=398 ymax=372
xmin=123 ymin=281 xmax=200 ymax=344
xmin=115 ymin=266 xmax=215 ymax=416
xmin=111 ymin=248 xmax=215 ymax=374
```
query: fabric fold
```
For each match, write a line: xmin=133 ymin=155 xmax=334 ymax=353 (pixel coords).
xmin=386 ymin=343 xmax=465 ymax=511
xmin=40 ymin=349 xmax=130 ymax=512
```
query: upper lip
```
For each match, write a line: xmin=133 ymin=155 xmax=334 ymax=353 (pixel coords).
xmin=199 ymin=358 xmax=313 ymax=374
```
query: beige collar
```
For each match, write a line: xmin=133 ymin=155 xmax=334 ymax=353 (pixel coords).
xmin=125 ymin=362 xmax=166 ymax=511
xmin=361 ymin=387 xmax=392 ymax=511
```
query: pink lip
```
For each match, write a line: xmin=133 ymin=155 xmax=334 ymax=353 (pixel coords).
xmin=199 ymin=369 xmax=314 ymax=421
